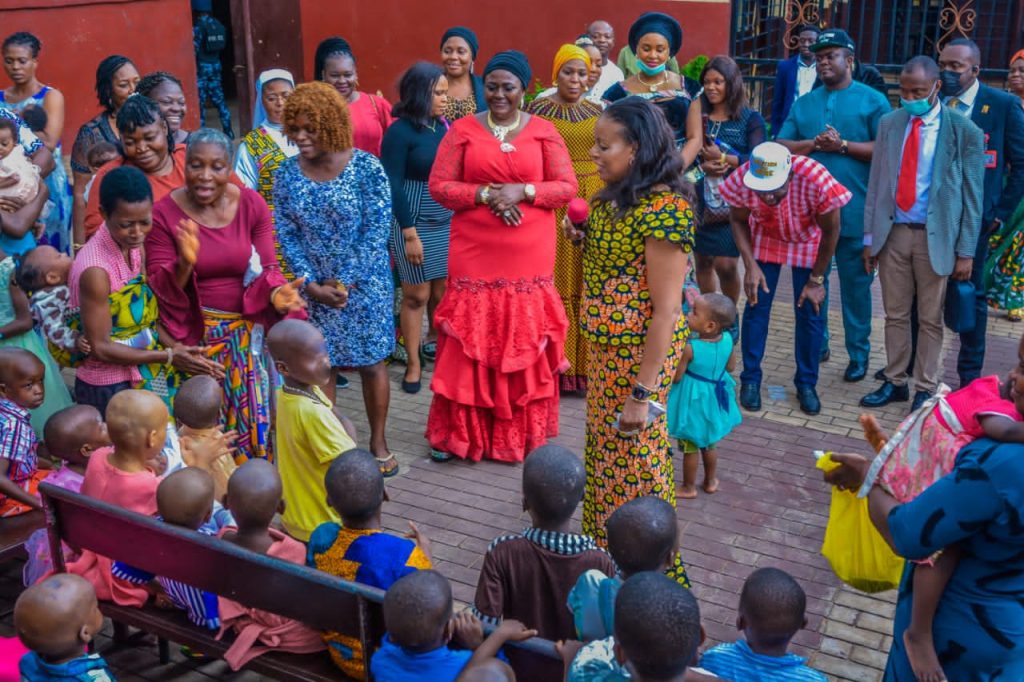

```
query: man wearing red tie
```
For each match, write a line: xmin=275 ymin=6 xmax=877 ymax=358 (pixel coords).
xmin=860 ymin=56 xmax=984 ymax=412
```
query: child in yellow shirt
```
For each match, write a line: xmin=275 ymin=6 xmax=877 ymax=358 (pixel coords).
xmin=266 ymin=319 xmax=356 ymax=541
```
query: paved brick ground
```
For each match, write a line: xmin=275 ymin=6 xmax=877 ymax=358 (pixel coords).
xmin=0 ymin=267 xmax=1018 ymax=681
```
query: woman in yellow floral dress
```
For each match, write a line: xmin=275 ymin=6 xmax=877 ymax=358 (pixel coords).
xmin=573 ymin=98 xmax=695 ymax=584
xmin=527 ymin=44 xmax=604 ymax=394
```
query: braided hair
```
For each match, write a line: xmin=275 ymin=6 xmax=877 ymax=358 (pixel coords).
xmin=95 ymin=55 xmax=136 ymax=114
xmin=115 ymin=94 xmax=174 ymax=153
xmin=314 ymin=37 xmax=354 ymax=82
xmin=136 ymin=71 xmax=183 ymax=98
xmin=2 ymin=32 xmax=41 ymax=58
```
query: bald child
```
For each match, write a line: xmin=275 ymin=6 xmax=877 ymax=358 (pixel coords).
xmin=267 ymin=319 xmax=356 ymax=542
xmin=0 ymin=347 xmax=49 ymax=515
xmin=113 ymin=467 xmax=223 ymax=629
xmin=68 ymin=390 xmax=168 ymax=607
xmin=15 ymin=573 xmax=112 ymax=680
xmin=175 ymin=374 xmax=237 ymax=501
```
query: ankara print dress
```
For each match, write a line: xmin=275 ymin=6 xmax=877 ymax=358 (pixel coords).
xmin=884 ymin=439 xmax=1024 ymax=680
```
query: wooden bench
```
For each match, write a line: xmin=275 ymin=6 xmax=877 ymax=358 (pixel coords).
xmin=39 ymin=482 xmax=562 ymax=680
xmin=40 ymin=482 xmax=386 ymax=682
xmin=0 ymin=508 xmax=45 ymax=562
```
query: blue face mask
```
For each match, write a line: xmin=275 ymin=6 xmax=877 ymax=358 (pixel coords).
xmin=900 ymin=83 xmax=938 ymax=117
xmin=637 ymin=60 xmax=667 ymax=77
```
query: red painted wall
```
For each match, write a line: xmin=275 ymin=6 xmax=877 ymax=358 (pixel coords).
xmin=297 ymin=0 xmax=732 ymax=100
xmin=0 ymin=0 xmax=200 ymax=151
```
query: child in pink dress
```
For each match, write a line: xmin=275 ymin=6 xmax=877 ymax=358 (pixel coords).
xmin=67 ymin=390 xmax=167 ymax=607
xmin=861 ymin=344 xmax=1024 ymax=682
xmin=24 ymin=405 xmax=111 ymax=585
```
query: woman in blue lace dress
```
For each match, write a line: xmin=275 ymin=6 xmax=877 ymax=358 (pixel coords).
xmin=274 ymin=82 xmax=397 ymax=476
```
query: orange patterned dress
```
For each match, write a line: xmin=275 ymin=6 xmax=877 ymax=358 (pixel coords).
xmin=580 ymin=191 xmax=695 ymax=585
xmin=526 ymin=97 xmax=604 ymax=393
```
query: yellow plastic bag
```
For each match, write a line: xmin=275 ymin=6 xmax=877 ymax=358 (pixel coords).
xmin=815 ymin=451 xmax=905 ymax=593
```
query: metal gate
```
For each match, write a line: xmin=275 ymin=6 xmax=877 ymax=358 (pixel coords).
xmin=732 ymin=0 xmax=1024 ymax=118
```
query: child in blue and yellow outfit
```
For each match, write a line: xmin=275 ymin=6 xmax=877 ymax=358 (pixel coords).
xmin=307 ymin=448 xmax=432 ymax=678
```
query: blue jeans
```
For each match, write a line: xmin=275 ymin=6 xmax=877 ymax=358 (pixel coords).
xmin=741 ymin=261 xmax=825 ymax=388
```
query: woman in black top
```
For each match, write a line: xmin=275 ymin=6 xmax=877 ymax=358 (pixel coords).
xmin=70 ymin=55 xmax=139 ymax=246
xmin=381 ymin=62 xmax=453 ymax=393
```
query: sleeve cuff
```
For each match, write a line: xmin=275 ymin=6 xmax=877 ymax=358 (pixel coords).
xmin=863 ymin=234 xmax=873 ymax=247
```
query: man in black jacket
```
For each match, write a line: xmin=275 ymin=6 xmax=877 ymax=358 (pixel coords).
xmin=939 ymin=38 xmax=1024 ymax=386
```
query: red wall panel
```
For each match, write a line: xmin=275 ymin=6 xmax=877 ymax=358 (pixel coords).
xmin=0 ymin=0 xmax=200 ymax=151
xmin=297 ymin=0 xmax=731 ymax=100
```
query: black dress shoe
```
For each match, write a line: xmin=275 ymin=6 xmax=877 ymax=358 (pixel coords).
xmin=874 ymin=368 xmax=887 ymax=382
xmin=401 ymin=378 xmax=421 ymax=394
xmin=860 ymin=382 xmax=910 ymax=408
xmin=740 ymin=383 xmax=761 ymax=411
xmin=911 ymin=390 xmax=933 ymax=412
xmin=820 ymin=347 xmax=831 ymax=363
xmin=797 ymin=386 xmax=821 ymax=415
xmin=844 ymin=361 xmax=868 ymax=382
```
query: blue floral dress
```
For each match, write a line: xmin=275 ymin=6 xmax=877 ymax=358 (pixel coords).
xmin=274 ymin=150 xmax=395 ymax=366
xmin=885 ymin=439 xmax=1024 ymax=680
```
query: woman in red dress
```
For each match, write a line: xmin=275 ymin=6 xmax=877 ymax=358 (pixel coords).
xmin=427 ymin=51 xmax=577 ymax=463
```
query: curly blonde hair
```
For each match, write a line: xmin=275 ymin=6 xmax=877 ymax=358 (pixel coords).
xmin=283 ymin=81 xmax=353 ymax=152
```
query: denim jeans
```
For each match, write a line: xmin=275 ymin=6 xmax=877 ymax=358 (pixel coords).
xmin=740 ymin=261 xmax=825 ymax=388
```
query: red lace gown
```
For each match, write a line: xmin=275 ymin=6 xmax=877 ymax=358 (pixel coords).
xmin=426 ymin=115 xmax=577 ymax=462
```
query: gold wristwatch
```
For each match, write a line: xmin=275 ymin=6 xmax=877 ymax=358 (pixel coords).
xmin=524 ymin=183 xmax=536 ymax=203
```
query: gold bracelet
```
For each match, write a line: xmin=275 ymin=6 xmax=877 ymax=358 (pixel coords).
xmin=627 ymin=395 xmax=651 ymax=404
xmin=270 ymin=285 xmax=284 ymax=308
xmin=165 ymin=347 xmax=174 ymax=365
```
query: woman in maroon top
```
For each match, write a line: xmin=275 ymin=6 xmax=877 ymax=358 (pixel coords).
xmin=147 ymin=129 xmax=306 ymax=461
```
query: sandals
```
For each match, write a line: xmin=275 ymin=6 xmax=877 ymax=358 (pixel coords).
xmin=376 ymin=453 xmax=400 ymax=478
xmin=430 ymin=448 xmax=454 ymax=463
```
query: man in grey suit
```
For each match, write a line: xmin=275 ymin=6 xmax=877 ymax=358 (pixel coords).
xmin=860 ymin=56 xmax=984 ymax=412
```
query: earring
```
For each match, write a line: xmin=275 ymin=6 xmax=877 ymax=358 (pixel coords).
xmin=628 ymin=156 xmax=635 ymax=166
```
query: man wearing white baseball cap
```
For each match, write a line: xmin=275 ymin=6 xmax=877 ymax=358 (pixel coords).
xmin=718 ymin=141 xmax=850 ymax=415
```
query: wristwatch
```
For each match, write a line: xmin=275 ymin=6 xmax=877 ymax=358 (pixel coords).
xmin=524 ymin=183 xmax=537 ymax=203
xmin=480 ymin=185 xmax=491 ymax=204
xmin=840 ymin=140 xmax=849 ymax=155
xmin=808 ymin=274 xmax=826 ymax=287
xmin=631 ymin=382 xmax=655 ymax=402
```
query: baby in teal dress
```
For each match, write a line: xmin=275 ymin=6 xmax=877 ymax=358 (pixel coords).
xmin=667 ymin=293 xmax=741 ymax=498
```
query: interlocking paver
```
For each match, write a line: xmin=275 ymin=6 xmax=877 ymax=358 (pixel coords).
xmin=0 ymin=265 xmax=1017 ymax=681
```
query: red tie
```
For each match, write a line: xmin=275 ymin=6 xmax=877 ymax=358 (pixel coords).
xmin=896 ymin=117 xmax=924 ymax=212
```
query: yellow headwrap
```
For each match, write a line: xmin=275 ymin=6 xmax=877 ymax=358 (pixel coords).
xmin=551 ymin=44 xmax=592 ymax=85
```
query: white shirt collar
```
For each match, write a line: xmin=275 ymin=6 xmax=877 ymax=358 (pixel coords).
xmin=955 ymin=78 xmax=981 ymax=108
xmin=914 ymin=100 xmax=943 ymax=125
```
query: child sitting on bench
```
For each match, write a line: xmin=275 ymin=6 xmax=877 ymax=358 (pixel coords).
xmin=24 ymin=405 xmax=111 ymax=585
xmin=568 ymin=495 xmax=680 ymax=641
xmin=173 ymin=375 xmax=237 ymax=501
xmin=67 ymin=389 xmax=166 ymax=607
xmin=112 ymin=467 xmax=223 ymax=630
xmin=217 ymin=459 xmax=325 ymax=670
xmin=371 ymin=570 xmax=536 ymax=682
xmin=267 ymin=319 xmax=357 ymax=542
xmin=565 ymin=572 xmax=710 ymax=682
xmin=0 ymin=348 xmax=51 ymax=517
xmin=14 ymin=573 xmax=112 ymax=680
xmin=472 ymin=444 xmax=614 ymax=680
xmin=307 ymin=448 xmax=432 ymax=678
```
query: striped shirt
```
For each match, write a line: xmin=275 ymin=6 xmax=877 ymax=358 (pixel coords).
xmin=0 ymin=398 xmax=38 ymax=489
xmin=68 ymin=225 xmax=145 ymax=386
xmin=112 ymin=524 xmax=220 ymax=629
xmin=719 ymin=155 xmax=851 ymax=269
xmin=700 ymin=640 xmax=827 ymax=682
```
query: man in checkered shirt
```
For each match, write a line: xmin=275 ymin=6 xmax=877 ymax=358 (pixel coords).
xmin=720 ymin=141 xmax=850 ymax=416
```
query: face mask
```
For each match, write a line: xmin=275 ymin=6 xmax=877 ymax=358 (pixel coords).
xmin=940 ymin=70 xmax=964 ymax=97
xmin=901 ymin=83 xmax=937 ymax=116
xmin=638 ymin=60 xmax=667 ymax=77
